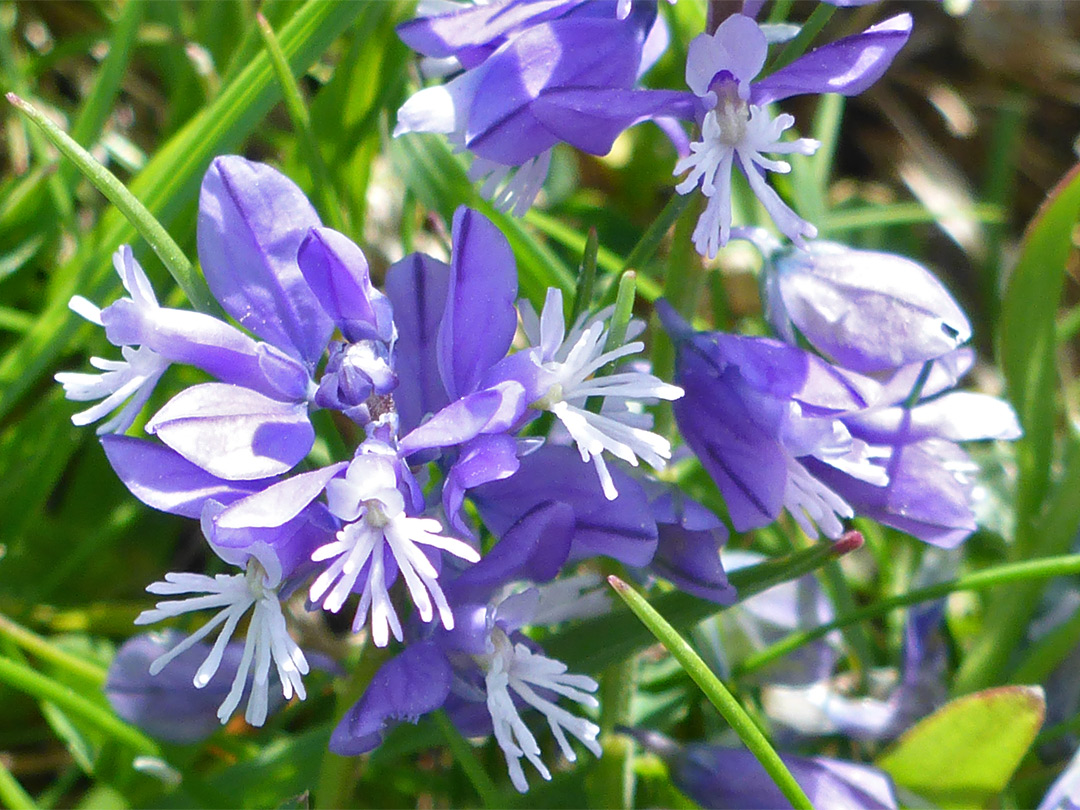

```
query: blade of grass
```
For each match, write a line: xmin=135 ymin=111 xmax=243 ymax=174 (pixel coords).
xmin=736 ymin=551 xmax=1080 ymax=678
xmin=0 ymin=757 xmax=37 ymax=810
xmin=7 ymin=93 xmax=214 ymax=312
xmin=255 ymin=12 xmax=345 ymax=233
xmin=608 ymin=576 xmax=813 ymax=810
xmin=0 ymin=654 xmax=159 ymax=757
xmin=0 ymin=0 xmax=366 ymax=419
xmin=0 ymin=614 xmax=106 ymax=687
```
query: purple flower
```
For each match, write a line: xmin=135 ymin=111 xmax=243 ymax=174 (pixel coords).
xmin=808 ymin=350 xmax=1021 ymax=547
xmin=764 ymin=240 xmax=972 ymax=374
xmin=631 ymin=729 xmax=899 ymax=810
xmin=330 ymin=501 xmax=605 ymax=793
xmin=658 ymin=300 xmax=882 ymax=538
xmin=675 ymin=13 xmax=912 ymax=256
xmin=133 ymin=536 xmax=310 ymax=727
xmin=395 ymin=1 xmax=689 ymax=214
xmin=646 ymin=485 xmax=736 ymax=604
xmin=106 ymin=631 xmax=290 ymax=743
xmin=54 ymin=247 xmax=170 ymax=434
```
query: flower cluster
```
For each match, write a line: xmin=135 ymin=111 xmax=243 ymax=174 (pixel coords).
xmin=60 ymin=156 xmax=701 ymax=790
xmin=52 ymin=2 xmax=1028 ymax=803
xmin=393 ymin=1 xmax=912 ymax=257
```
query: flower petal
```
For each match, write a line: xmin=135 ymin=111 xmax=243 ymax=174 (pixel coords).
xmin=146 ymin=383 xmax=314 ymax=480
xmin=197 ymin=156 xmax=332 ymax=363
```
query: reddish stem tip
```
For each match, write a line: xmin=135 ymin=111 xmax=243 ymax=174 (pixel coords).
xmin=607 ymin=574 xmax=628 ymax=592
xmin=834 ymin=530 xmax=865 ymax=556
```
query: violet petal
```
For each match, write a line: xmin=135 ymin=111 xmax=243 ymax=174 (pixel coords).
xmin=197 ymin=156 xmax=332 ymax=364
xmin=437 ymin=208 xmax=519 ymax=400
xmin=146 ymin=382 xmax=314 ymax=480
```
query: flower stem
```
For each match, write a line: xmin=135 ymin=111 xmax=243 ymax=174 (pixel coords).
xmin=433 ymin=710 xmax=500 ymax=809
xmin=607 ymin=576 xmax=813 ymax=810
xmin=736 ymin=552 xmax=1080 ymax=678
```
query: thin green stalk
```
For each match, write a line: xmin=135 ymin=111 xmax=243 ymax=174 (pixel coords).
xmin=0 ymin=614 xmax=106 ymax=687
xmin=608 ymin=577 xmax=813 ymax=810
xmin=766 ymin=0 xmax=795 ymax=23
xmin=0 ymin=654 xmax=160 ymax=757
xmin=767 ymin=4 xmax=835 ymax=74
xmin=571 ymin=226 xmax=600 ymax=323
xmin=621 ymin=194 xmax=693 ymax=278
xmin=62 ymin=0 xmax=143 ymax=187
xmin=604 ymin=272 xmax=638 ymax=358
xmin=526 ymin=210 xmax=626 ymax=288
xmin=736 ymin=553 xmax=1080 ymax=678
xmin=433 ymin=710 xmax=500 ymax=809
xmin=587 ymin=271 xmax=637 ymax=414
xmin=6 ymin=93 xmax=215 ymax=313
xmin=256 ymin=12 xmax=345 ymax=234
xmin=0 ymin=757 xmax=37 ymax=810
xmin=315 ymin=643 xmax=390 ymax=810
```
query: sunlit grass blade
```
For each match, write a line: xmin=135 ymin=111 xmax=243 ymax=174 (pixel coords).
xmin=0 ymin=757 xmax=37 ymax=810
xmin=607 ymin=575 xmax=813 ymax=810
xmin=7 ymin=93 xmax=214 ymax=312
xmin=0 ymin=0 xmax=366 ymax=420
xmin=256 ymin=12 xmax=345 ymax=234
xmin=0 ymin=654 xmax=159 ymax=757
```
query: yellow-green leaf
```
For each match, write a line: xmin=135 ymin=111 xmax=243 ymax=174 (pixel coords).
xmin=876 ymin=685 xmax=1045 ymax=809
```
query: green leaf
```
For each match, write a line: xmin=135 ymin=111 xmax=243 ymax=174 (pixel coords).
xmin=999 ymin=163 xmax=1080 ymax=519
xmin=876 ymin=686 xmax=1046 ymax=809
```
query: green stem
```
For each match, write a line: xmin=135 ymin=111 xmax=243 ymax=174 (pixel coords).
xmin=767 ymin=4 xmax=835 ymax=74
xmin=0 ymin=655 xmax=160 ymax=757
xmin=0 ymin=614 xmax=106 ymax=687
xmin=256 ymin=12 xmax=346 ymax=234
xmin=6 ymin=93 xmax=216 ymax=313
xmin=571 ymin=226 xmax=600 ymax=323
xmin=0 ymin=757 xmax=37 ymax=810
xmin=736 ymin=553 xmax=1080 ymax=678
xmin=315 ymin=643 xmax=390 ymax=810
xmin=608 ymin=577 xmax=813 ymax=810
xmin=587 ymin=271 xmax=637 ymax=414
xmin=621 ymin=194 xmax=693 ymax=277
xmin=433 ymin=710 xmax=500 ymax=809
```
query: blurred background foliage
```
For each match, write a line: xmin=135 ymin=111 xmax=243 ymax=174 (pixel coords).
xmin=0 ymin=0 xmax=1078 ymax=807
